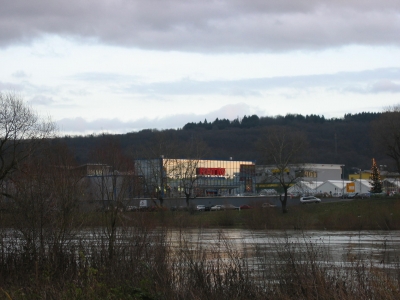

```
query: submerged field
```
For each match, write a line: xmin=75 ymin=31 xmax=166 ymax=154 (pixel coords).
xmin=1 ymin=198 xmax=400 ymax=299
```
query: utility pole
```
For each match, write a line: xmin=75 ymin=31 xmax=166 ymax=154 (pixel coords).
xmin=160 ymin=155 xmax=164 ymax=201
xmin=341 ymin=165 xmax=345 ymax=195
xmin=335 ymin=133 xmax=338 ymax=156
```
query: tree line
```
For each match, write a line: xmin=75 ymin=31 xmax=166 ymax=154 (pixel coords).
xmin=59 ymin=111 xmax=388 ymax=174
xmin=182 ymin=112 xmax=380 ymax=131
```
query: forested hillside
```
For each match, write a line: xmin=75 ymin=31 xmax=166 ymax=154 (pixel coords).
xmin=58 ymin=112 xmax=392 ymax=175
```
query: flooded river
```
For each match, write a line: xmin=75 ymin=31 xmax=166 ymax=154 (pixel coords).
xmin=4 ymin=227 xmax=399 ymax=269
xmin=168 ymin=229 xmax=400 ymax=268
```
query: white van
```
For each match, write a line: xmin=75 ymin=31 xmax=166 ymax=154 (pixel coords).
xmin=300 ymin=196 xmax=321 ymax=204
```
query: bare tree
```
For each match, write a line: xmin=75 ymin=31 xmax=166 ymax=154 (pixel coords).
xmin=45 ymin=143 xmax=85 ymax=253
xmin=10 ymin=142 xmax=83 ymax=260
xmin=169 ymin=158 xmax=200 ymax=207
xmin=90 ymin=136 xmax=136 ymax=259
xmin=133 ymin=131 xmax=181 ymax=206
xmin=0 ymin=92 xmax=55 ymax=197
xmin=257 ymin=126 xmax=308 ymax=213
xmin=11 ymin=156 xmax=53 ymax=258
xmin=371 ymin=105 xmax=400 ymax=173
xmin=134 ymin=157 xmax=166 ymax=206
xmin=168 ymin=137 xmax=210 ymax=207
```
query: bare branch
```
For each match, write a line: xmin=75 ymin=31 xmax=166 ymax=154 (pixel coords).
xmin=0 ymin=92 xmax=56 ymax=189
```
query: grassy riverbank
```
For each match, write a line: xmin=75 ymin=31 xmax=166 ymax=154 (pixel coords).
xmin=81 ymin=197 xmax=400 ymax=231
xmin=2 ymin=197 xmax=399 ymax=231
xmin=1 ymin=198 xmax=400 ymax=299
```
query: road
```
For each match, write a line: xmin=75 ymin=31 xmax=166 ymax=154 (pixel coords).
xmin=189 ymin=195 xmax=356 ymax=208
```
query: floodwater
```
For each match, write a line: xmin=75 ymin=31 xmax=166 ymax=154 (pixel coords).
xmin=167 ymin=229 xmax=400 ymax=268
xmin=3 ymin=227 xmax=399 ymax=269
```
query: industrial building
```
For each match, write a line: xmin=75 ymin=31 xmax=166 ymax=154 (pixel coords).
xmin=134 ymin=158 xmax=256 ymax=199
xmin=255 ymin=163 xmax=344 ymax=193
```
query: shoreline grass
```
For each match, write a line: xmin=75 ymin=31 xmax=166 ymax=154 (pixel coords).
xmin=0 ymin=198 xmax=400 ymax=299
xmin=2 ymin=197 xmax=399 ymax=231
xmin=98 ymin=197 xmax=400 ymax=231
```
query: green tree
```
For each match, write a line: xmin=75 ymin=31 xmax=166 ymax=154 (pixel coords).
xmin=369 ymin=158 xmax=383 ymax=194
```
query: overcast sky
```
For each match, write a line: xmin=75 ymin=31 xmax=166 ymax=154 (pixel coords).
xmin=1 ymin=0 xmax=399 ymax=135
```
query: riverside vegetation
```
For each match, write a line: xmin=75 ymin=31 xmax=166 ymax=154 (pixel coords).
xmin=0 ymin=198 xmax=400 ymax=299
xmin=77 ymin=197 xmax=399 ymax=230
xmin=2 ymin=92 xmax=400 ymax=299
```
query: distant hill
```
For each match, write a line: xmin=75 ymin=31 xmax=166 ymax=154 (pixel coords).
xmin=57 ymin=112 xmax=392 ymax=176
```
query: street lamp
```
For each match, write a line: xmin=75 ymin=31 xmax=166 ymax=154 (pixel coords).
xmin=341 ymin=165 xmax=345 ymax=195
xmin=352 ymin=167 xmax=362 ymax=193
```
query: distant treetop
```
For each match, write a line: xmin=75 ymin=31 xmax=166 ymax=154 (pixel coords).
xmin=182 ymin=112 xmax=381 ymax=130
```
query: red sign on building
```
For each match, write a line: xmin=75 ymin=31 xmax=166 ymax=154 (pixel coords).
xmin=196 ymin=168 xmax=225 ymax=176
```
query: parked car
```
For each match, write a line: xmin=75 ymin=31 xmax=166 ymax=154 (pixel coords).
xmin=354 ymin=193 xmax=370 ymax=199
xmin=300 ymin=196 xmax=321 ymax=203
xmin=239 ymin=204 xmax=252 ymax=210
xmin=210 ymin=205 xmax=222 ymax=211
xmin=259 ymin=189 xmax=278 ymax=196
xmin=196 ymin=205 xmax=206 ymax=211
xmin=262 ymin=203 xmax=277 ymax=208
xmin=220 ymin=204 xmax=239 ymax=210
xmin=342 ymin=192 xmax=358 ymax=199
xmin=281 ymin=193 xmax=294 ymax=198
xmin=126 ymin=206 xmax=137 ymax=212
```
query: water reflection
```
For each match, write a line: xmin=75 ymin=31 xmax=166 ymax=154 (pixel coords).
xmin=168 ymin=229 xmax=400 ymax=267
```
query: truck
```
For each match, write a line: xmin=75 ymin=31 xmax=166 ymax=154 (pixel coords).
xmin=139 ymin=199 xmax=148 ymax=210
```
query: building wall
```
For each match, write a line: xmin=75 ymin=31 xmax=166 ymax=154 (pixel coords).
xmin=317 ymin=180 xmax=353 ymax=195
xmin=349 ymin=172 xmax=371 ymax=181
xmin=135 ymin=158 xmax=256 ymax=197
xmin=353 ymin=179 xmax=372 ymax=194
xmin=304 ymin=164 xmax=343 ymax=182
xmin=255 ymin=163 xmax=344 ymax=193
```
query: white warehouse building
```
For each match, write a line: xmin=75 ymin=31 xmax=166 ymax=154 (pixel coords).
xmin=317 ymin=180 xmax=353 ymax=196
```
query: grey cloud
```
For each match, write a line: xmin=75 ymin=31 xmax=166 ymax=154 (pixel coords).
xmin=28 ymin=95 xmax=55 ymax=106
xmin=68 ymin=88 xmax=91 ymax=96
xmin=0 ymin=81 xmax=22 ymax=91
xmin=69 ymin=72 xmax=138 ymax=83
xmin=1 ymin=0 xmax=399 ymax=52
xmin=12 ymin=70 xmax=29 ymax=78
xmin=199 ymin=103 xmax=255 ymax=121
xmin=56 ymin=103 xmax=256 ymax=135
xmin=122 ymin=68 xmax=400 ymax=96
xmin=370 ymin=80 xmax=400 ymax=93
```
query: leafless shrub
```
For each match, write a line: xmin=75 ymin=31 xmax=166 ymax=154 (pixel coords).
xmin=1 ymin=223 xmax=400 ymax=299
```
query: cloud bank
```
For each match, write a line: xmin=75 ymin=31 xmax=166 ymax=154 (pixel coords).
xmin=1 ymin=0 xmax=399 ymax=52
xmin=56 ymin=103 xmax=257 ymax=135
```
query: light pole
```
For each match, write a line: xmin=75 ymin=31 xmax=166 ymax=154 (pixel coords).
xmin=341 ymin=165 xmax=345 ymax=195
xmin=160 ymin=155 xmax=164 ymax=201
xmin=352 ymin=167 xmax=362 ymax=194
xmin=380 ymin=165 xmax=387 ymax=193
